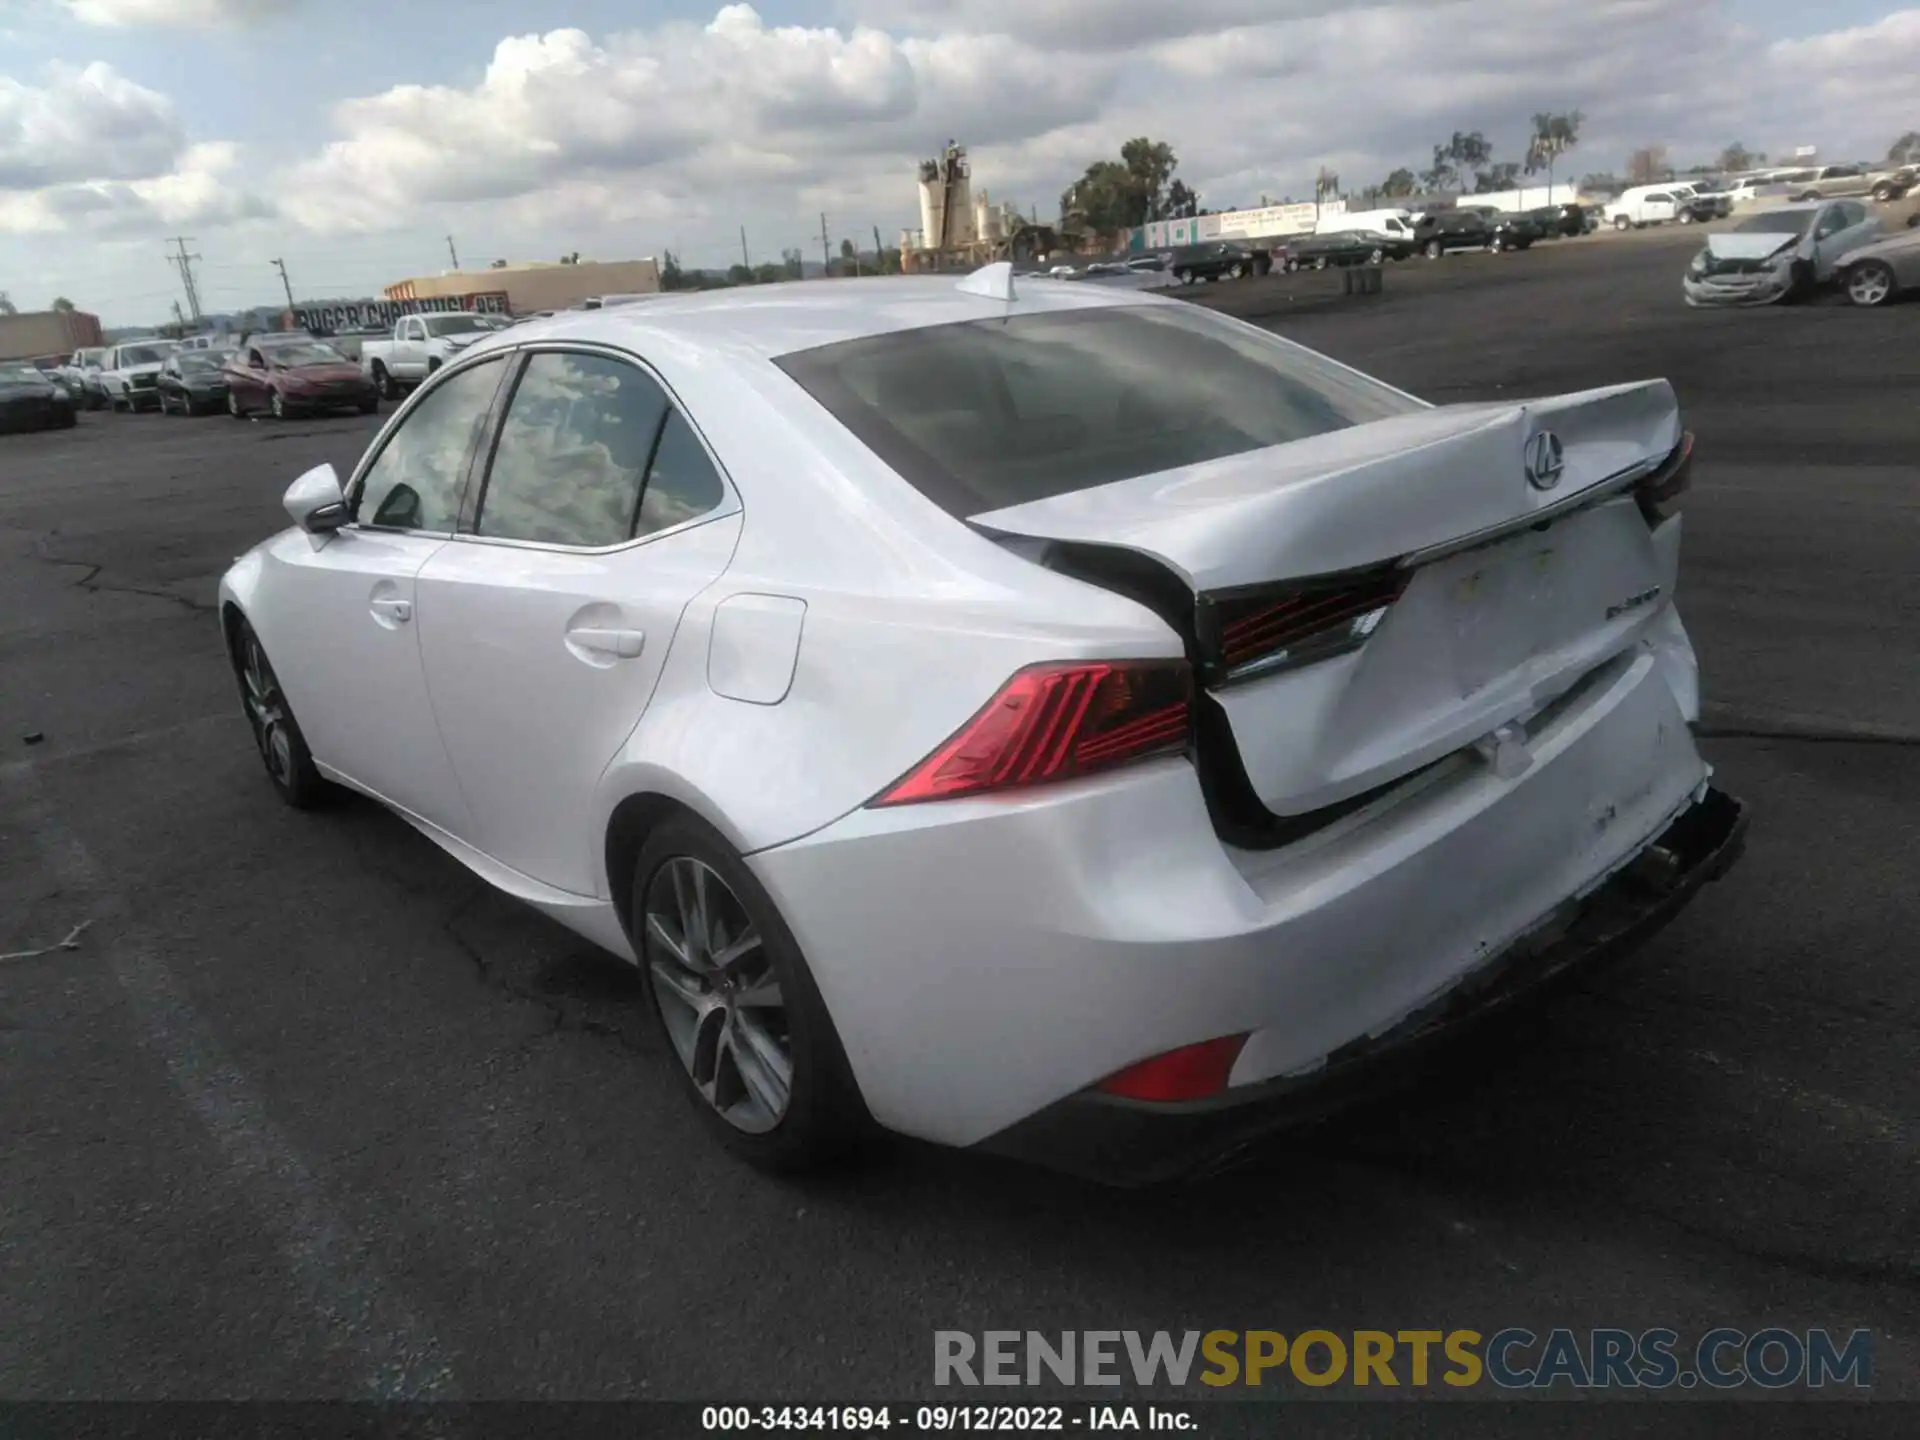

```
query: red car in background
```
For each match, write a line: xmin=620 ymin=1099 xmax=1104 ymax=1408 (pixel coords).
xmin=221 ymin=338 xmax=379 ymax=420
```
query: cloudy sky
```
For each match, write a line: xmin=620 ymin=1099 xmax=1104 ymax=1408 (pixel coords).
xmin=2 ymin=0 xmax=1915 ymax=323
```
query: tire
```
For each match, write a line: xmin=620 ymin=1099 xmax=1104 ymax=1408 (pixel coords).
xmin=1228 ymin=262 xmax=1246 ymax=279
xmin=426 ymin=357 xmax=442 ymax=375
xmin=373 ymin=362 xmax=399 ymax=401
xmin=632 ymin=814 xmax=868 ymax=1173
xmin=1794 ymin=191 xmax=1819 ymax=203
xmin=228 ymin=391 xmax=245 ymax=418
xmin=1845 ymin=260 xmax=1897 ymax=307
xmin=1367 ymin=247 xmax=1384 ymax=265
xmin=1313 ymin=256 xmax=1328 ymax=270
xmin=1425 ymin=239 xmax=1444 ymax=259
xmin=358 ymin=394 xmax=379 ymax=414
xmin=1784 ymin=260 xmax=1816 ymax=303
xmin=1489 ymin=235 xmax=1505 ymax=253
xmin=1870 ymin=183 xmax=1895 ymax=203
xmin=269 ymin=389 xmax=286 ymax=420
xmin=1613 ymin=215 xmax=1631 ymax=231
xmin=1678 ymin=211 xmax=1695 ymax=224
xmin=1175 ymin=268 xmax=1194 ymax=285
xmin=230 ymin=617 xmax=331 ymax=810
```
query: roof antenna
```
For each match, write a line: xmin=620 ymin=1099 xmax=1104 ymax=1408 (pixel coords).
xmin=956 ymin=261 xmax=1017 ymax=302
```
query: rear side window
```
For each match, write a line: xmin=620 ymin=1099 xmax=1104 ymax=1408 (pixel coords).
xmin=473 ymin=351 xmax=728 ymax=547
xmin=774 ymin=303 xmax=1421 ymax=517
xmin=476 ymin=352 xmax=669 ymax=547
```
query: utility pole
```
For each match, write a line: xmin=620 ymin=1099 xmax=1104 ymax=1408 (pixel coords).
xmin=873 ymin=224 xmax=884 ymax=271
xmin=166 ymin=236 xmax=203 ymax=321
xmin=821 ymin=213 xmax=831 ymax=273
xmin=271 ymin=258 xmax=296 ymax=310
xmin=740 ymin=226 xmax=750 ymax=271
xmin=446 ymin=235 xmax=460 ymax=269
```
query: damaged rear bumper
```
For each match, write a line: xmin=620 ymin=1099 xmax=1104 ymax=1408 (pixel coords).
xmin=976 ymin=784 xmax=1749 ymax=1188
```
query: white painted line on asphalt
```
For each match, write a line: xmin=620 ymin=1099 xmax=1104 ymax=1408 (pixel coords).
xmin=0 ymin=764 xmax=461 ymax=1400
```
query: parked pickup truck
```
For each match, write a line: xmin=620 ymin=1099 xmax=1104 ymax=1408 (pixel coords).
xmin=360 ymin=312 xmax=513 ymax=399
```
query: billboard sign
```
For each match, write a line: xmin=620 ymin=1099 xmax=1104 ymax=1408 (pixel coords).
xmin=290 ymin=291 xmax=511 ymax=334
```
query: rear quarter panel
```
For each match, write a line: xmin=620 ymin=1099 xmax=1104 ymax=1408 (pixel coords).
xmin=588 ymin=353 xmax=1179 ymax=885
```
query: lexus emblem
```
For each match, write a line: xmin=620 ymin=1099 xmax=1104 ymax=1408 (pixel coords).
xmin=1525 ymin=431 xmax=1566 ymax=491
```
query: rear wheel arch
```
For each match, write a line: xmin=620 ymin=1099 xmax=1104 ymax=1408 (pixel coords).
xmin=606 ymin=790 xmax=744 ymax=948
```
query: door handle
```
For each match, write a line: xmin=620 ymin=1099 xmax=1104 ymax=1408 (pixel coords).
xmin=370 ymin=597 xmax=413 ymax=623
xmin=566 ymin=626 xmax=645 ymax=660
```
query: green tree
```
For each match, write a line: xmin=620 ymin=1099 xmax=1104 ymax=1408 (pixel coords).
xmin=1120 ymin=137 xmax=1178 ymax=219
xmin=1061 ymin=137 xmax=1183 ymax=236
xmin=1379 ymin=168 xmax=1417 ymax=198
xmin=1166 ymin=179 xmax=1200 ymax=218
xmin=726 ymin=263 xmax=754 ymax=285
xmin=1717 ymin=142 xmax=1757 ymax=173
xmin=1446 ymin=131 xmax=1493 ymax=190
xmin=1420 ymin=144 xmax=1458 ymax=193
xmin=659 ymin=250 xmax=685 ymax=290
xmin=1889 ymin=131 xmax=1920 ymax=165
xmin=1477 ymin=162 xmax=1521 ymax=192
xmin=1524 ymin=111 xmax=1583 ymax=202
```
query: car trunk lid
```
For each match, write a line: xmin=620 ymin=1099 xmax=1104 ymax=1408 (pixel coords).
xmin=973 ymin=380 xmax=1687 ymax=823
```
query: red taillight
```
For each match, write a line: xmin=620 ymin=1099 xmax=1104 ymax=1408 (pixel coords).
xmin=1638 ymin=431 xmax=1694 ymax=525
xmin=870 ymin=659 xmax=1192 ymax=807
xmin=1097 ymin=1034 xmax=1250 ymax=1102
xmin=1203 ymin=568 xmax=1409 ymax=684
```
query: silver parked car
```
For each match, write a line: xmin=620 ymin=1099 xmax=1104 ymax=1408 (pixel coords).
xmin=1835 ymin=223 xmax=1920 ymax=307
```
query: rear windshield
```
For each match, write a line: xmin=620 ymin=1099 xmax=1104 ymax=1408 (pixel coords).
xmin=773 ymin=304 xmax=1421 ymax=516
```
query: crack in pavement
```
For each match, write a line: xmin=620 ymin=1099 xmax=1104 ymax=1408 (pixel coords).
xmin=28 ymin=531 xmax=215 ymax=614
xmin=438 ymin=883 xmax=640 ymax=1051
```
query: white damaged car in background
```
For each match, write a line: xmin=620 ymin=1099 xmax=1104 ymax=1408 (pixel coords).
xmin=1682 ymin=200 xmax=1881 ymax=307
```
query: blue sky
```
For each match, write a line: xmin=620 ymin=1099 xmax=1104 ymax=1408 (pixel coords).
xmin=5 ymin=0 xmax=1916 ymax=324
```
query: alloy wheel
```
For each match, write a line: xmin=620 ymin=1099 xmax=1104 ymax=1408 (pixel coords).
xmin=239 ymin=632 xmax=295 ymax=789
xmin=228 ymin=391 xmax=242 ymax=417
xmin=1847 ymin=263 xmax=1894 ymax=307
xmin=270 ymin=390 xmax=285 ymax=419
xmin=643 ymin=856 xmax=792 ymax=1135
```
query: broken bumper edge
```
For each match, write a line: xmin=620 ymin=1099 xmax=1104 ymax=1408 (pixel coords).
xmin=974 ymin=785 xmax=1750 ymax=1188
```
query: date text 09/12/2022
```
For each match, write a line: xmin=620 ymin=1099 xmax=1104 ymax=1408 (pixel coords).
xmin=702 ymin=1407 xmax=1193 ymax=1432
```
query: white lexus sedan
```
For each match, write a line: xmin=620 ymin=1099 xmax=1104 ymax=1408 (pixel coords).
xmin=218 ymin=267 xmax=1747 ymax=1184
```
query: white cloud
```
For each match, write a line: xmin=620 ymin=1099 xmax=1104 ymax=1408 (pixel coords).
xmin=0 ymin=61 xmax=184 ymax=188
xmin=10 ymin=0 xmax=1920 ymax=320
xmin=838 ymin=0 xmax=1453 ymax=52
xmin=0 ymin=138 xmax=274 ymax=234
xmin=61 ymin=0 xmax=293 ymax=27
xmin=280 ymin=6 xmax=1120 ymax=233
xmin=272 ymin=1 xmax=1920 ymax=249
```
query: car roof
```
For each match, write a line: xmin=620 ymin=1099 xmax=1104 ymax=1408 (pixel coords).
xmin=469 ymin=274 xmax=1175 ymax=363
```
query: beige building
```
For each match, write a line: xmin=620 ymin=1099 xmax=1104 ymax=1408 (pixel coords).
xmin=385 ymin=258 xmax=662 ymax=314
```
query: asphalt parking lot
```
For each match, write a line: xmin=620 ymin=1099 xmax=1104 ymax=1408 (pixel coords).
xmin=2 ymin=228 xmax=1916 ymax=1422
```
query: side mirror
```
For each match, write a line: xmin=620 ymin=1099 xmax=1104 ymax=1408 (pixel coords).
xmin=284 ymin=463 xmax=348 ymax=535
